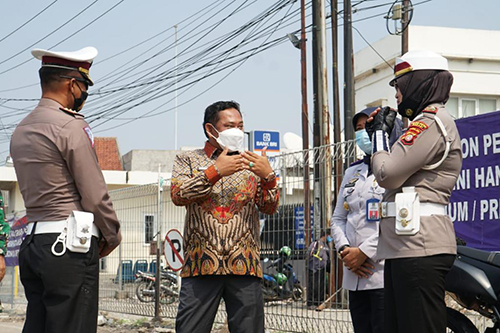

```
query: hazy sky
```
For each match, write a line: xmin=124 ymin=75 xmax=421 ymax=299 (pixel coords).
xmin=0 ymin=0 xmax=499 ymax=162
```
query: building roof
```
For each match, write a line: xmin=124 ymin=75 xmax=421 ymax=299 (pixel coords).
xmin=94 ymin=137 xmax=123 ymax=171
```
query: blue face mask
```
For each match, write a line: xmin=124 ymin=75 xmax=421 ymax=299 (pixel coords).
xmin=355 ymin=129 xmax=372 ymax=155
xmin=327 ymin=236 xmax=333 ymax=243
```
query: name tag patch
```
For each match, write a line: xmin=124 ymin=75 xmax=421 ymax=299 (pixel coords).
xmin=366 ymin=198 xmax=380 ymax=222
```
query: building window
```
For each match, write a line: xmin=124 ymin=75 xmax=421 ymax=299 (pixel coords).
xmin=447 ymin=96 xmax=498 ymax=118
xmin=144 ymin=214 xmax=155 ymax=244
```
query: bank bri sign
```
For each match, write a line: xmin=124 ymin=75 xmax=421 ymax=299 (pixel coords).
xmin=250 ymin=130 xmax=280 ymax=154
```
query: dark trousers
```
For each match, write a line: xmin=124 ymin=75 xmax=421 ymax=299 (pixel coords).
xmin=384 ymin=254 xmax=455 ymax=333
xmin=307 ymin=268 xmax=326 ymax=306
xmin=176 ymin=275 xmax=264 ymax=333
xmin=19 ymin=233 xmax=99 ymax=333
xmin=349 ymin=289 xmax=384 ymax=333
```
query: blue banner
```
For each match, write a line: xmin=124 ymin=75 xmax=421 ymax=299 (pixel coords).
xmin=450 ymin=110 xmax=500 ymax=251
xmin=5 ymin=215 xmax=28 ymax=266
xmin=294 ymin=206 xmax=313 ymax=249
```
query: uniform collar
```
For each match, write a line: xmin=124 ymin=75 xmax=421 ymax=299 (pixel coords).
xmin=38 ymin=98 xmax=63 ymax=109
xmin=37 ymin=98 xmax=85 ymax=118
xmin=203 ymin=141 xmax=219 ymax=158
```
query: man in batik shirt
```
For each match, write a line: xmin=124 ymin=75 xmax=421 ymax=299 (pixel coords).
xmin=172 ymin=101 xmax=279 ymax=333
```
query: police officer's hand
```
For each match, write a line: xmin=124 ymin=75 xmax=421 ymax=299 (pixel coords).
xmin=215 ymin=148 xmax=244 ymax=177
xmin=241 ymin=147 xmax=273 ymax=179
xmin=366 ymin=106 xmax=397 ymax=139
xmin=351 ymin=261 xmax=375 ymax=279
xmin=341 ymin=247 xmax=368 ymax=271
xmin=0 ymin=256 xmax=5 ymax=282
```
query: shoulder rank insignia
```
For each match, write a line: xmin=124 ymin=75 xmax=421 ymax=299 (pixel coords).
xmin=344 ymin=177 xmax=359 ymax=188
xmin=400 ymin=121 xmax=429 ymax=146
xmin=422 ymin=106 xmax=438 ymax=114
xmin=59 ymin=107 xmax=85 ymax=118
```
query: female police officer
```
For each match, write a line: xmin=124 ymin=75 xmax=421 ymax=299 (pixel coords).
xmin=366 ymin=50 xmax=462 ymax=333
xmin=331 ymin=107 xmax=402 ymax=333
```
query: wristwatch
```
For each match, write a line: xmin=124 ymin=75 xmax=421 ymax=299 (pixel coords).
xmin=338 ymin=244 xmax=350 ymax=253
xmin=263 ymin=171 xmax=276 ymax=183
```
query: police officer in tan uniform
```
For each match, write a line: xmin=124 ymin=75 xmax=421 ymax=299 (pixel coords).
xmin=10 ymin=47 xmax=121 ymax=333
xmin=366 ymin=50 xmax=462 ymax=333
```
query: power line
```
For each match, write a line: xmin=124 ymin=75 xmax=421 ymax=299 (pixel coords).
xmin=0 ymin=1 xmax=99 ymax=69
xmin=0 ymin=0 xmax=59 ymax=44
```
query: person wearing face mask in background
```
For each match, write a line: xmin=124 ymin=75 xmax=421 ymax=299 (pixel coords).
xmin=171 ymin=100 xmax=279 ymax=333
xmin=330 ymin=107 xmax=402 ymax=333
xmin=10 ymin=47 xmax=121 ymax=333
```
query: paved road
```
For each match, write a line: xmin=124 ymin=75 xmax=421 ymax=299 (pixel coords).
xmin=0 ymin=321 xmax=23 ymax=333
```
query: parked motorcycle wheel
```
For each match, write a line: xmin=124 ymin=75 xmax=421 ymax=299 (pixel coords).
xmin=446 ymin=308 xmax=479 ymax=333
xmin=159 ymin=278 xmax=178 ymax=305
xmin=292 ymin=284 xmax=305 ymax=301
xmin=136 ymin=281 xmax=155 ymax=303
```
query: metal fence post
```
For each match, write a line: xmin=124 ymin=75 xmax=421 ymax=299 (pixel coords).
xmin=154 ymin=165 xmax=164 ymax=321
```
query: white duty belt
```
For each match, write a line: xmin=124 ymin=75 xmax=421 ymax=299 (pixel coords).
xmin=380 ymin=202 xmax=446 ymax=218
xmin=26 ymin=220 xmax=99 ymax=237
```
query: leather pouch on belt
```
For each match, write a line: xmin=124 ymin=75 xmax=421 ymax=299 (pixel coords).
xmin=66 ymin=211 xmax=95 ymax=253
xmin=395 ymin=187 xmax=420 ymax=236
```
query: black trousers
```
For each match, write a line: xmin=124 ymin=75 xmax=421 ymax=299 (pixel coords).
xmin=349 ymin=289 xmax=384 ymax=333
xmin=307 ymin=268 xmax=327 ymax=306
xmin=384 ymin=254 xmax=455 ymax=333
xmin=19 ymin=233 xmax=100 ymax=333
xmin=176 ymin=275 xmax=264 ymax=333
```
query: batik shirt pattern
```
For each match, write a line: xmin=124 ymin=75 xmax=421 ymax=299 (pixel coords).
xmin=171 ymin=142 xmax=279 ymax=278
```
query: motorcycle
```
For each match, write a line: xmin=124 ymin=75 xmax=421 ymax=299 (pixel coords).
xmin=135 ymin=269 xmax=179 ymax=305
xmin=262 ymin=257 xmax=305 ymax=302
xmin=445 ymin=245 xmax=500 ymax=333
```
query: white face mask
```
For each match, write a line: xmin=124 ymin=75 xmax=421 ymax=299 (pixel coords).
xmin=209 ymin=125 xmax=245 ymax=152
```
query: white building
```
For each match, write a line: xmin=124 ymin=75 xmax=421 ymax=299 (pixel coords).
xmin=355 ymin=25 xmax=500 ymax=117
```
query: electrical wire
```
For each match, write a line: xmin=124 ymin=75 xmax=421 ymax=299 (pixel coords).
xmin=0 ymin=0 xmax=59 ymax=44
xmin=0 ymin=1 xmax=100 ymax=69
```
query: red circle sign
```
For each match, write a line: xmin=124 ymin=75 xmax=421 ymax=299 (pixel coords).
xmin=163 ymin=229 xmax=184 ymax=271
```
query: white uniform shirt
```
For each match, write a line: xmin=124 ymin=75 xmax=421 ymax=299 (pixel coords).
xmin=331 ymin=161 xmax=384 ymax=291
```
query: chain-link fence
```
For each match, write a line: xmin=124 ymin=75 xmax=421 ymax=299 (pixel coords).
xmin=0 ymin=142 xmax=492 ymax=332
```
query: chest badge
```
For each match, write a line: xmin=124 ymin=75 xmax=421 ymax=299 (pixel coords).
xmin=344 ymin=202 xmax=350 ymax=211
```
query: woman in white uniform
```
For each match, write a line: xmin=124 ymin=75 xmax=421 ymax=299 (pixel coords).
xmin=331 ymin=107 xmax=402 ymax=333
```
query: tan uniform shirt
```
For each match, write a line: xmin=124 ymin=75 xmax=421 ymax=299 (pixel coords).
xmin=372 ymin=104 xmax=462 ymax=260
xmin=10 ymin=98 xmax=121 ymax=252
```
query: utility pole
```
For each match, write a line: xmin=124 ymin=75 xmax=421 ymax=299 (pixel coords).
xmin=330 ymin=0 xmax=343 ymax=305
xmin=174 ymin=25 xmax=179 ymax=150
xmin=401 ymin=0 xmax=410 ymax=127
xmin=312 ymin=0 xmax=331 ymax=234
xmin=343 ymin=0 xmax=355 ymax=144
xmin=300 ymin=0 xmax=311 ymax=251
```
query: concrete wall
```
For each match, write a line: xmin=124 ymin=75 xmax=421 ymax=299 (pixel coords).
xmin=122 ymin=150 xmax=183 ymax=173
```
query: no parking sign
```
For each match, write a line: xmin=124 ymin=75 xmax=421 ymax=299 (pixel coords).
xmin=164 ymin=229 xmax=184 ymax=271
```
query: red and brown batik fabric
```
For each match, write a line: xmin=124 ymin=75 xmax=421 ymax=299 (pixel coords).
xmin=171 ymin=142 xmax=279 ymax=278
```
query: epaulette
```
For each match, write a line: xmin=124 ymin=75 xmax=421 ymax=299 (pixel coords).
xmin=422 ymin=105 xmax=438 ymax=114
xmin=59 ymin=107 xmax=85 ymax=118
xmin=349 ymin=159 xmax=363 ymax=167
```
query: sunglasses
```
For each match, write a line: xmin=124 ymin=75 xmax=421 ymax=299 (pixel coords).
xmin=60 ymin=75 xmax=89 ymax=90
